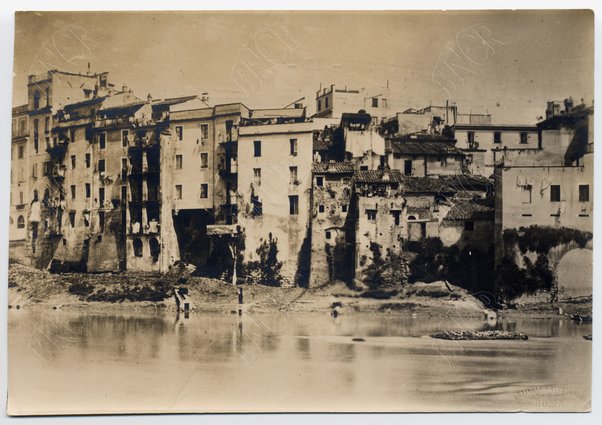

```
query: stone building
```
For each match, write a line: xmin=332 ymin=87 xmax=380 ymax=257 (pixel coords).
xmin=495 ymin=103 xmax=593 ymax=234
xmin=309 ymin=161 xmax=355 ymax=286
xmin=454 ymin=123 xmax=539 ymax=177
xmin=313 ymin=83 xmax=395 ymax=122
xmin=386 ymin=136 xmax=465 ymax=177
xmin=237 ymin=117 xmax=338 ymax=283
xmin=10 ymin=105 xmax=30 ymax=248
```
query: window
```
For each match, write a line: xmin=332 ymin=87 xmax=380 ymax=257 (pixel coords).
xmin=18 ymin=145 xmax=24 ymax=159
xmin=17 ymin=215 xmax=25 ymax=229
xmin=99 ymin=187 xmax=105 ymax=207
xmin=579 ymin=185 xmax=590 ymax=202
xmin=98 ymin=159 xmax=106 ymax=174
xmin=366 ymin=209 xmax=377 ymax=221
xmin=83 ymin=211 xmax=90 ymax=227
xmin=290 ymin=166 xmax=298 ymax=184
xmin=317 ymin=99 xmax=321 ymax=111
xmin=200 ymin=124 xmax=209 ymax=140
xmin=318 ymin=204 xmax=325 ymax=213
xmin=175 ymin=126 xmax=183 ymax=141
xmin=316 ymin=176 xmax=324 ymax=187
xmin=225 ymin=120 xmax=234 ymax=140
xmin=200 ymin=183 xmax=209 ymax=199
xmin=33 ymin=119 xmax=39 ymax=152
xmin=404 ymin=159 xmax=413 ymax=176
xmin=85 ymin=183 xmax=91 ymax=199
xmin=360 ymin=165 xmax=369 ymax=171
xmin=467 ymin=131 xmax=475 ymax=146
xmin=19 ymin=191 xmax=24 ymax=205
xmin=372 ymin=97 xmax=379 ymax=108
xmin=133 ymin=238 xmax=143 ymax=257
xmin=392 ymin=210 xmax=401 ymax=226
xmin=99 ymin=211 xmax=105 ymax=232
xmin=325 ymin=230 xmax=331 ymax=240
xmin=70 ymin=128 xmax=76 ymax=143
xmin=175 ymin=155 xmax=183 ymax=170
xmin=290 ymin=138 xmax=298 ymax=156
xmin=521 ymin=184 xmax=532 ymax=204
xmin=254 ymin=140 xmax=261 ymax=157
xmin=175 ymin=185 xmax=183 ymax=200
xmin=44 ymin=116 xmax=50 ymax=134
xmin=68 ymin=211 xmax=76 ymax=228
xmin=85 ymin=153 xmax=91 ymax=168
xmin=550 ymin=185 xmax=561 ymax=202
xmin=289 ymin=195 xmax=299 ymax=215
xmin=121 ymin=158 xmax=128 ymax=179
xmin=200 ymin=152 xmax=209 ymax=169
xmin=99 ymin=132 xmax=106 ymax=149
xmin=33 ymin=91 xmax=40 ymax=110
xmin=70 ymin=185 xmax=76 ymax=200
xmin=122 ymin=130 xmax=129 ymax=147
xmin=520 ymin=132 xmax=529 ymax=144
xmin=71 ymin=155 xmax=76 ymax=169
xmin=494 ymin=132 xmax=502 ymax=144
xmin=43 ymin=161 xmax=50 ymax=176
xmin=325 ymin=97 xmax=329 ymax=109
xmin=464 ymin=221 xmax=475 ymax=231
xmin=32 ymin=163 xmax=38 ymax=179
xmin=253 ymin=168 xmax=261 ymax=187
xmin=149 ymin=238 xmax=160 ymax=262
xmin=342 ymin=204 xmax=348 ymax=213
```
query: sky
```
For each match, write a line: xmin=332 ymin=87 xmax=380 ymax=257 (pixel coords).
xmin=12 ymin=10 xmax=594 ymax=124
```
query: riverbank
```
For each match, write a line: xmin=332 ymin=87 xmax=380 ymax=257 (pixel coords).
xmin=7 ymin=263 xmax=591 ymax=319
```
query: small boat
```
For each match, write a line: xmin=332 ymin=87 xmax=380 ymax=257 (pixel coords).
xmin=570 ymin=314 xmax=593 ymax=323
xmin=571 ymin=314 xmax=592 ymax=323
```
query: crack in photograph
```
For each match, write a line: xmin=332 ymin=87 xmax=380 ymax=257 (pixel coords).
xmin=6 ymin=9 xmax=593 ymax=415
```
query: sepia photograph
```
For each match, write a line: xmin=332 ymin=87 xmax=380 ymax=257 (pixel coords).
xmin=3 ymin=7 xmax=596 ymax=417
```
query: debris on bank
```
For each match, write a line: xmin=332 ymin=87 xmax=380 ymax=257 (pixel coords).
xmin=430 ymin=330 xmax=528 ymax=341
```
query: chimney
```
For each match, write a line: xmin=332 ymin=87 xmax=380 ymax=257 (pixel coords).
xmin=147 ymin=93 xmax=152 ymax=103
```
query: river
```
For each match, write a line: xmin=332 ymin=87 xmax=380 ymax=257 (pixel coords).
xmin=7 ymin=309 xmax=591 ymax=414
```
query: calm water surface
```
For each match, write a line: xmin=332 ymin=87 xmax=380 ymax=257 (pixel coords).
xmin=8 ymin=309 xmax=592 ymax=414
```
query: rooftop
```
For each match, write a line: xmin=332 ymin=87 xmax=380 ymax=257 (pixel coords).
xmin=443 ymin=200 xmax=494 ymax=221
xmin=388 ymin=139 xmax=462 ymax=156
xmin=312 ymin=161 xmax=355 ymax=174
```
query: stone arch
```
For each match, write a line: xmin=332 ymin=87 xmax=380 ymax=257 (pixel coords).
xmin=555 ymin=248 xmax=592 ymax=299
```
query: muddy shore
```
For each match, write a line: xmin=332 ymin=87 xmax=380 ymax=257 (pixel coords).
xmin=7 ymin=263 xmax=591 ymax=319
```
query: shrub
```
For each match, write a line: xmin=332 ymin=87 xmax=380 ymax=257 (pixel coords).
xmin=245 ymin=233 xmax=283 ymax=286
xmin=68 ymin=281 xmax=94 ymax=297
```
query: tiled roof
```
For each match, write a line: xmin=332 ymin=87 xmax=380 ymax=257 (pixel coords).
xmin=313 ymin=139 xmax=332 ymax=151
xmin=389 ymin=140 xmax=463 ymax=156
xmin=312 ymin=162 xmax=355 ymax=174
xmin=352 ymin=170 xmax=455 ymax=193
xmin=443 ymin=200 xmax=494 ymax=221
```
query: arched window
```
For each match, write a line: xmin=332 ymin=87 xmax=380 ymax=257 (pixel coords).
xmin=33 ymin=90 xmax=40 ymax=110
xmin=133 ymin=238 xmax=143 ymax=257
xmin=407 ymin=215 xmax=416 ymax=221
xmin=17 ymin=215 xmax=25 ymax=229
xmin=149 ymin=237 xmax=160 ymax=262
